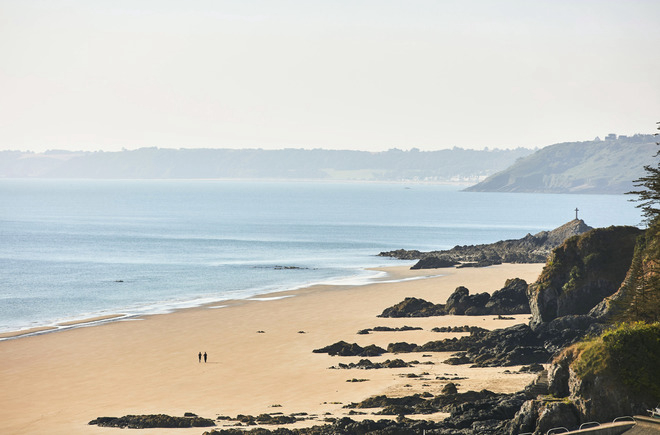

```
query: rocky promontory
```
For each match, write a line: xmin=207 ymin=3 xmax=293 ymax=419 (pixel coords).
xmin=527 ymin=225 xmax=642 ymax=326
xmin=379 ymin=219 xmax=593 ymax=269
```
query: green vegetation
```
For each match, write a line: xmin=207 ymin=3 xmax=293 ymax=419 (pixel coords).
xmin=466 ymin=133 xmax=657 ymax=194
xmin=533 ymin=226 xmax=640 ymax=300
xmin=617 ymin=122 xmax=660 ymax=322
xmin=613 ymin=223 xmax=660 ymax=322
xmin=573 ymin=322 xmax=660 ymax=399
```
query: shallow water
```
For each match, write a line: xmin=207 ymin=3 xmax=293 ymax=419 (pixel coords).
xmin=0 ymin=179 xmax=642 ymax=334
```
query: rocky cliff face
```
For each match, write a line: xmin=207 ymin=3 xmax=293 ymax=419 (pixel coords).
xmin=527 ymin=226 xmax=642 ymax=326
xmin=379 ymin=219 xmax=594 ymax=268
xmin=591 ymin=220 xmax=660 ymax=322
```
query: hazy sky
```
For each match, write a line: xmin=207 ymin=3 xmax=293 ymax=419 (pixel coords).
xmin=1 ymin=1 xmax=659 ymax=152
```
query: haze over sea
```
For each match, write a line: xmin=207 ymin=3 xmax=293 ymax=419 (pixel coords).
xmin=0 ymin=179 xmax=642 ymax=337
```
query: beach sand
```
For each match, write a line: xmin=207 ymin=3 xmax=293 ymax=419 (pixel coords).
xmin=0 ymin=263 xmax=544 ymax=435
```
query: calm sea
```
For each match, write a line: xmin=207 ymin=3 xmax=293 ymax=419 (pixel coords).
xmin=0 ymin=179 xmax=642 ymax=336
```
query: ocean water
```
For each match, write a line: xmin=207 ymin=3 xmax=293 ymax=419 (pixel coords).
xmin=0 ymin=179 xmax=642 ymax=337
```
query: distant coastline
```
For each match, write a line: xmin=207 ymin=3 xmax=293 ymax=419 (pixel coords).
xmin=0 ymin=147 xmax=533 ymax=182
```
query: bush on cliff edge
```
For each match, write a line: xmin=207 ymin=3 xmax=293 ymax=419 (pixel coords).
xmin=573 ymin=322 xmax=660 ymax=400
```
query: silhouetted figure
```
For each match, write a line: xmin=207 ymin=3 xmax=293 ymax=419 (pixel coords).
xmin=198 ymin=352 xmax=202 ymax=363
xmin=203 ymin=352 xmax=207 ymax=363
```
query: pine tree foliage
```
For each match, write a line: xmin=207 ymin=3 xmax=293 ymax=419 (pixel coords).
xmin=614 ymin=225 xmax=660 ymax=322
xmin=615 ymin=122 xmax=660 ymax=321
xmin=628 ymin=122 xmax=660 ymax=225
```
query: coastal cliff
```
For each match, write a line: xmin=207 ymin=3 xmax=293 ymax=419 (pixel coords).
xmin=510 ymin=220 xmax=660 ymax=434
xmin=527 ymin=225 xmax=642 ymax=326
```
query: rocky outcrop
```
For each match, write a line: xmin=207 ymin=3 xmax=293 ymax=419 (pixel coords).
xmin=204 ymin=417 xmax=445 ymax=435
xmin=485 ymin=278 xmax=530 ymax=314
xmin=331 ymin=358 xmax=412 ymax=370
xmin=379 ymin=279 xmax=530 ymax=318
xmin=511 ymin=322 xmax=660 ymax=433
xmin=346 ymin=389 xmax=528 ymax=431
xmin=411 ymin=256 xmax=459 ymax=269
xmin=527 ymin=225 xmax=642 ymax=326
xmin=507 ymin=399 xmax=581 ymax=435
xmin=377 ymin=297 xmax=445 ymax=317
xmin=89 ymin=414 xmax=215 ymax=428
xmin=379 ymin=219 xmax=593 ymax=268
xmin=385 ymin=314 xmax=601 ymax=367
xmin=312 ymin=341 xmax=386 ymax=357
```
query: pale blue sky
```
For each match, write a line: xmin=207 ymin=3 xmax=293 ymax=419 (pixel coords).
xmin=1 ymin=0 xmax=659 ymax=152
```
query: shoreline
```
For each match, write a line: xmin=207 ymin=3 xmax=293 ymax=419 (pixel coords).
xmin=0 ymin=263 xmax=545 ymax=435
xmin=0 ymin=264 xmax=418 ymax=342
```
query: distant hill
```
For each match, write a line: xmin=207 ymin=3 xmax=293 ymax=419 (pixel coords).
xmin=464 ymin=134 xmax=656 ymax=194
xmin=0 ymin=147 xmax=533 ymax=182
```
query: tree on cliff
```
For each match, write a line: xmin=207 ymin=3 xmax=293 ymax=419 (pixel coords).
xmin=614 ymin=225 xmax=660 ymax=322
xmin=628 ymin=121 xmax=660 ymax=225
xmin=620 ymin=121 xmax=660 ymax=321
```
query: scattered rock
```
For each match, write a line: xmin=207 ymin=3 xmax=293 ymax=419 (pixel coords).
xmin=431 ymin=325 xmax=487 ymax=333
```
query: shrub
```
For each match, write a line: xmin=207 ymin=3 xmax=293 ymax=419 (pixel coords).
xmin=573 ymin=322 xmax=660 ymax=399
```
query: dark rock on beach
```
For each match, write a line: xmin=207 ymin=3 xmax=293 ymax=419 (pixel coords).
xmin=431 ymin=325 xmax=488 ymax=334
xmin=204 ymin=389 xmax=530 ymax=434
xmin=357 ymin=325 xmax=423 ymax=334
xmin=377 ymin=297 xmax=445 ymax=317
xmin=411 ymin=256 xmax=458 ymax=269
xmin=383 ymin=315 xmax=601 ymax=367
xmin=312 ymin=341 xmax=386 ymax=357
xmin=89 ymin=414 xmax=215 ymax=429
xmin=331 ymin=358 xmax=412 ymax=370
xmin=379 ymin=278 xmax=531 ymax=318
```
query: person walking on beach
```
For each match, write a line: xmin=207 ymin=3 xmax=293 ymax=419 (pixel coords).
xmin=198 ymin=352 xmax=202 ymax=363
xmin=203 ymin=352 xmax=207 ymax=363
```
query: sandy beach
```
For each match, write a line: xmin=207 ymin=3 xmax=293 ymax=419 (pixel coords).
xmin=0 ymin=263 xmax=544 ymax=435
